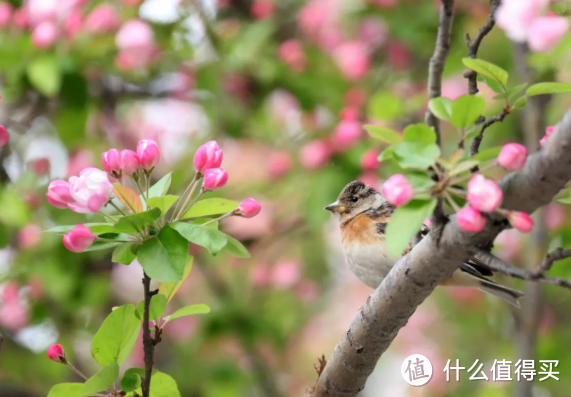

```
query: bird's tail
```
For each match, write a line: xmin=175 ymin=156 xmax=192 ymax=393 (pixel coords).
xmin=477 ymin=278 xmax=524 ymax=307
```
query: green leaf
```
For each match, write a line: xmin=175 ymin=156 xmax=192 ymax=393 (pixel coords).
xmin=141 ymin=172 xmax=172 ymax=210
xmin=451 ymin=95 xmax=486 ymax=128
xmin=386 ymin=199 xmax=437 ymax=257
xmin=478 ymin=74 xmax=505 ymax=93
xmin=377 ymin=147 xmax=394 ymax=162
xmin=119 ymin=369 xmax=181 ymax=397
xmin=136 ymin=294 xmax=167 ymax=321
xmin=405 ymin=172 xmax=436 ymax=190
xmin=84 ymin=363 xmax=119 ymax=394
xmin=367 ymin=91 xmax=404 ymax=121
xmin=164 ymin=304 xmax=211 ymax=323
xmin=402 ymin=123 xmax=437 ymax=143
xmin=428 ymin=97 xmax=453 ymax=121
xmin=449 ymin=149 xmax=465 ymax=164
xmin=113 ymin=185 xmax=143 ymax=213
xmin=27 ymin=55 xmax=61 ymax=96
xmin=47 ymin=383 xmax=85 ymax=397
xmin=507 ymin=83 xmax=528 ymax=102
xmin=159 ymin=257 xmax=193 ymax=302
xmin=391 ymin=142 xmax=441 ymax=169
xmin=91 ymin=305 xmax=140 ymax=367
xmin=449 ymin=160 xmax=480 ymax=176
xmin=364 ymin=125 xmax=402 ymax=143
xmin=526 ymin=82 xmax=571 ymax=97
xmin=513 ymin=96 xmax=527 ymax=109
xmin=223 ymin=235 xmax=251 ymax=258
xmin=121 ymin=370 xmax=142 ymax=393
xmin=147 ymin=195 xmax=179 ymax=215
xmin=0 ymin=189 xmax=29 ymax=227
xmin=113 ymin=208 xmax=161 ymax=234
xmin=83 ymin=240 xmax=124 ymax=252
xmin=112 ymin=243 xmax=138 ymax=265
xmin=182 ymin=198 xmax=239 ymax=219
xmin=170 ymin=222 xmax=228 ymax=255
xmin=45 ymin=223 xmax=118 ymax=235
xmin=462 ymin=58 xmax=508 ymax=88
xmin=558 ymin=197 xmax=571 ymax=204
xmin=138 ymin=226 xmax=189 ymax=282
xmin=471 ymin=146 xmax=502 ymax=162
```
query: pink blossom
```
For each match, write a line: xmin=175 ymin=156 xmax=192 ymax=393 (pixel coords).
xmin=540 ymin=125 xmax=555 ymax=146
xmin=495 ymin=230 xmax=522 ymax=261
xmin=0 ymin=301 xmax=28 ymax=332
xmin=508 ymin=211 xmax=534 ymax=233
xmin=332 ymin=120 xmax=362 ymax=149
xmin=66 ymin=149 xmax=94 ymax=179
xmin=68 ymin=168 xmax=113 ymax=213
xmin=299 ymin=140 xmax=331 ymax=170
xmin=387 ymin=42 xmax=412 ymax=69
xmin=250 ymin=263 xmax=270 ymax=287
xmin=528 ymin=15 xmax=569 ymax=52
xmin=344 ymin=89 xmax=367 ymax=108
xmin=120 ymin=150 xmax=139 ymax=176
xmin=457 ymin=205 xmax=487 ymax=232
xmin=101 ymin=149 xmax=122 ymax=175
xmin=0 ymin=2 xmax=13 ymax=27
xmin=202 ymin=168 xmax=228 ymax=191
xmin=194 ymin=141 xmax=223 ymax=173
xmin=298 ymin=0 xmax=339 ymax=37
xmin=84 ymin=4 xmax=121 ymax=34
xmin=17 ymin=224 xmax=42 ymax=250
xmin=29 ymin=158 xmax=50 ymax=176
xmin=360 ymin=149 xmax=380 ymax=171
xmin=495 ymin=0 xmax=547 ymax=42
xmin=467 ymin=174 xmax=503 ymax=213
xmin=63 ymin=224 xmax=96 ymax=252
xmin=442 ymin=76 xmax=468 ymax=100
xmin=497 ymin=143 xmax=528 ymax=170
xmin=2 ymin=282 xmax=19 ymax=303
xmin=234 ymin=198 xmax=261 ymax=218
xmin=278 ymin=40 xmax=306 ymax=72
xmin=340 ymin=107 xmax=359 ymax=121
xmin=333 ymin=42 xmax=370 ymax=80
xmin=381 ymin=174 xmax=414 ymax=207
xmin=251 ymin=0 xmax=274 ymax=19
xmin=271 ymin=260 xmax=301 ymax=289
xmin=116 ymin=19 xmax=154 ymax=51
xmin=0 ymin=125 xmax=8 ymax=147
xmin=137 ymin=138 xmax=160 ymax=171
xmin=357 ymin=18 xmax=388 ymax=49
xmin=267 ymin=150 xmax=292 ymax=178
xmin=31 ymin=21 xmax=58 ymax=49
xmin=63 ymin=9 xmax=81 ymax=38
xmin=13 ymin=8 xmax=28 ymax=30
xmin=544 ymin=204 xmax=567 ymax=231
xmin=46 ymin=180 xmax=74 ymax=209
xmin=46 ymin=344 xmax=66 ymax=363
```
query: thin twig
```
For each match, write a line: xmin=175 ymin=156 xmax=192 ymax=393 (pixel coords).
xmin=142 ymin=273 xmax=155 ymax=397
xmin=470 ymin=111 xmax=509 ymax=158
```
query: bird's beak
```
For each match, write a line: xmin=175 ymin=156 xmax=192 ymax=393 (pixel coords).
xmin=324 ymin=201 xmax=346 ymax=214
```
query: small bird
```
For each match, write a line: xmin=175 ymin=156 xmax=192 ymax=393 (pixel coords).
xmin=325 ymin=180 xmax=524 ymax=306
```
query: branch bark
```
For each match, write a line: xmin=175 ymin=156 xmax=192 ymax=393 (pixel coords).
xmin=142 ymin=273 xmax=155 ymax=397
xmin=312 ymin=109 xmax=571 ymax=397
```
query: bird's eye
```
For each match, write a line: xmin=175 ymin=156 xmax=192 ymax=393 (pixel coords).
xmin=351 ymin=196 xmax=359 ymax=203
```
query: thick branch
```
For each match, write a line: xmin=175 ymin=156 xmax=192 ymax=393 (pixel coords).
xmin=313 ymin=109 xmax=571 ymax=397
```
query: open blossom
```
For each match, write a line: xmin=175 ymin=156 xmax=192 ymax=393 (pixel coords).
xmin=47 ymin=344 xmax=66 ymax=363
xmin=457 ymin=206 xmax=487 ymax=232
xmin=84 ymin=4 xmax=121 ymax=34
xmin=508 ymin=211 xmax=534 ymax=233
xmin=234 ymin=198 xmax=261 ymax=218
xmin=63 ymin=224 xmax=96 ymax=252
xmin=495 ymin=0 xmax=546 ymax=42
xmin=333 ymin=42 xmax=370 ymax=80
xmin=121 ymin=150 xmax=139 ymax=175
xmin=101 ymin=149 xmax=122 ymax=175
xmin=0 ymin=124 xmax=8 ymax=147
xmin=540 ymin=125 xmax=555 ymax=146
xmin=137 ymin=138 xmax=160 ymax=171
xmin=194 ymin=141 xmax=223 ymax=173
xmin=497 ymin=143 xmax=527 ymax=170
xmin=467 ymin=174 xmax=503 ymax=213
xmin=46 ymin=180 xmax=74 ymax=209
xmin=381 ymin=174 xmax=413 ymax=207
xmin=68 ymin=168 xmax=113 ymax=213
xmin=202 ymin=168 xmax=228 ymax=191
xmin=528 ymin=15 xmax=569 ymax=52
xmin=116 ymin=19 xmax=154 ymax=51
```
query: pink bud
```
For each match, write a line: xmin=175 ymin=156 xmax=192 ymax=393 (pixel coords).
xmin=457 ymin=206 xmax=487 ymax=232
xmin=357 ymin=172 xmax=380 ymax=188
xmin=46 ymin=180 xmax=74 ymax=209
xmin=47 ymin=344 xmax=66 ymax=363
xmin=528 ymin=15 xmax=569 ymax=53
xmin=63 ymin=224 xmax=96 ymax=253
xmin=202 ymin=168 xmax=228 ymax=191
xmin=120 ymin=149 xmax=139 ymax=175
xmin=68 ymin=168 xmax=113 ymax=213
xmin=278 ymin=40 xmax=306 ymax=72
xmin=267 ymin=150 xmax=292 ymax=178
xmin=271 ymin=260 xmax=301 ymax=289
xmin=0 ymin=301 xmax=28 ymax=332
xmin=333 ymin=41 xmax=370 ymax=80
xmin=508 ymin=211 xmax=534 ymax=233
xmin=540 ymin=125 xmax=555 ymax=146
xmin=340 ymin=106 xmax=360 ymax=121
xmin=101 ymin=149 xmax=122 ymax=175
xmin=0 ymin=2 xmax=13 ymax=28
xmin=235 ymin=198 xmax=261 ymax=218
xmin=544 ymin=204 xmax=566 ymax=231
xmin=63 ymin=9 xmax=82 ymax=38
xmin=360 ymin=149 xmax=380 ymax=171
xmin=332 ymin=120 xmax=362 ymax=149
xmin=299 ymin=140 xmax=331 ymax=170
xmin=84 ymin=4 xmax=121 ymax=34
xmin=31 ymin=21 xmax=58 ymax=49
xmin=467 ymin=174 xmax=503 ymax=213
xmin=250 ymin=263 xmax=270 ymax=287
xmin=194 ymin=141 xmax=223 ymax=173
xmin=0 ymin=124 xmax=8 ymax=147
xmin=381 ymin=174 xmax=414 ymax=207
xmin=116 ymin=19 xmax=155 ymax=51
xmin=497 ymin=143 xmax=527 ymax=170
xmin=251 ymin=0 xmax=275 ymax=19
xmin=357 ymin=18 xmax=388 ymax=49
xmin=12 ymin=7 xmax=28 ymax=31
xmin=17 ymin=224 xmax=42 ymax=250
xmin=2 ymin=282 xmax=19 ymax=303
xmin=137 ymin=138 xmax=160 ymax=171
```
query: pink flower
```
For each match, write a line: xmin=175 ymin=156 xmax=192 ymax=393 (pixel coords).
xmin=271 ymin=260 xmax=301 ymax=289
xmin=202 ymin=168 xmax=228 ymax=191
xmin=116 ymin=19 xmax=154 ymax=51
xmin=250 ymin=263 xmax=270 ymax=287
xmin=467 ymin=174 xmax=503 ymax=213
xmin=31 ymin=21 xmax=58 ymax=49
xmin=267 ymin=150 xmax=292 ymax=178
xmin=381 ymin=174 xmax=414 ymax=207
xmin=0 ymin=301 xmax=28 ymax=332
xmin=360 ymin=149 xmax=380 ymax=171
xmin=387 ymin=42 xmax=412 ymax=69
xmin=544 ymin=204 xmax=567 ymax=231
xmin=357 ymin=172 xmax=380 ymax=189
xmin=495 ymin=229 xmax=522 ymax=261
xmin=251 ymin=0 xmax=274 ymax=19
xmin=63 ymin=224 xmax=96 ymax=252
xmin=101 ymin=149 xmax=122 ymax=175
xmin=0 ymin=2 xmax=13 ymax=27
xmin=46 ymin=180 xmax=74 ymax=209
xmin=457 ymin=206 xmax=487 ymax=232
xmin=194 ymin=141 xmax=223 ymax=173
xmin=137 ymin=138 xmax=160 ymax=171
xmin=508 ymin=211 xmax=534 ymax=233
xmin=13 ymin=7 xmax=28 ymax=30
xmin=68 ymin=168 xmax=113 ymax=213
xmin=299 ymin=140 xmax=331 ymax=170
xmin=84 ymin=4 xmax=121 ymax=34
xmin=2 ymin=282 xmax=19 ymax=303
xmin=332 ymin=120 xmax=362 ymax=149
xmin=46 ymin=344 xmax=66 ymax=363
xmin=278 ymin=40 xmax=306 ymax=72
xmin=497 ymin=143 xmax=527 ymax=170
xmin=17 ymin=224 xmax=42 ymax=250
xmin=528 ymin=15 xmax=569 ymax=52
xmin=234 ymin=198 xmax=261 ymax=218
xmin=121 ymin=149 xmax=139 ymax=175
xmin=340 ymin=107 xmax=359 ymax=121
xmin=442 ymin=76 xmax=468 ymax=100
xmin=29 ymin=158 xmax=50 ymax=176
xmin=66 ymin=149 xmax=94 ymax=179
xmin=358 ymin=18 xmax=388 ymax=49
xmin=63 ymin=9 xmax=82 ymax=38
xmin=333 ymin=42 xmax=370 ymax=80
xmin=496 ymin=0 xmax=546 ymax=42
xmin=0 ymin=124 xmax=8 ymax=147
xmin=540 ymin=125 xmax=555 ymax=146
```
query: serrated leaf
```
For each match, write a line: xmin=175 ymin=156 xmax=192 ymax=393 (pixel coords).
xmin=121 ymin=371 xmax=142 ymax=393
xmin=84 ymin=363 xmax=119 ymax=394
xmin=164 ymin=304 xmax=210 ymax=323
xmin=27 ymin=55 xmax=61 ymax=96
xmin=170 ymin=222 xmax=228 ymax=255
xmin=402 ymin=123 xmax=437 ymax=143
xmin=113 ymin=184 xmax=143 ymax=213
xmin=364 ymin=125 xmax=402 ymax=143
xmin=47 ymin=383 xmax=85 ymax=397
xmin=159 ymin=257 xmax=193 ymax=302
xmin=428 ymin=97 xmax=453 ymax=121
xmin=91 ymin=305 xmax=140 ymax=366
xmin=147 ymin=195 xmax=179 ymax=215
xmin=136 ymin=294 xmax=167 ymax=321
xmin=386 ymin=199 xmax=437 ymax=256
xmin=462 ymin=58 xmax=508 ymax=88
xmin=526 ymin=82 xmax=571 ymax=97
xmin=113 ymin=208 xmax=161 ymax=234
xmin=112 ymin=243 xmax=138 ymax=265
xmin=138 ymin=225 xmax=189 ymax=282
xmin=471 ymin=146 xmax=502 ymax=162
xmin=449 ymin=149 xmax=465 ymax=164
xmin=182 ymin=198 xmax=239 ymax=219
xmin=449 ymin=160 xmax=480 ymax=176
xmin=224 ymin=235 xmax=251 ymax=258
xmin=391 ymin=141 xmax=441 ymax=169
xmin=451 ymin=95 xmax=486 ymax=128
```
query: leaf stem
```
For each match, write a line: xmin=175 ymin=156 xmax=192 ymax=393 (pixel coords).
xmin=444 ymin=191 xmax=461 ymax=212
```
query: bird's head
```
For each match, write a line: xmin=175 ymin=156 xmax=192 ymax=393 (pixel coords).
xmin=324 ymin=181 xmax=386 ymax=219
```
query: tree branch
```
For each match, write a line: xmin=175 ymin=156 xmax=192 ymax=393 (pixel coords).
xmin=312 ymin=109 xmax=571 ymax=397
xmin=469 ymin=110 xmax=509 ymax=158
xmin=142 ymin=273 xmax=156 ymax=397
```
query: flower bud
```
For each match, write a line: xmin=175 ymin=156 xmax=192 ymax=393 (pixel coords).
xmin=31 ymin=21 xmax=57 ymax=49
xmin=508 ymin=211 xmax=534 ymax=233
xmin=457 ymin=206 xmax=487 ymax=232
xmin=0 ymin=124 xmax=8 ymax=147
xmin=68 ymin=168 xmax=113 ymax=213
xmin=299 ymin=140 xmax=331 ymax=170
xmin=47 ymin=344 xmax=66 ymax=364
xmin=121 ymin=149 xmax=140 ymax=176
xmin=101 ymin=149 xmax=122 ymax=176
xmin=84 ymin=4 xmax=121 ymax=34
xmin=137 ymin=138 xmax=160 ymax=171
xmin=46 ymin=180 xmax=74 ymax=209
xmin=360 ymin=149 xmax=380 ymax=171
xmin=497 ymin=143 xmax=527 ymax=170
xmin=467 ymin=174 xmax=503 ymax=213
xmin=234 ymin=198 xmax=261 ymax=218
xmin=381 ymin=174 xmax=414 ymax=207
xmin=63 ymin=225 xmax=96 ymax=253
xmin=194 ymin=141 xmax=223 ymax=173
xmin=202 ymin=168 xmax=228 ymax=191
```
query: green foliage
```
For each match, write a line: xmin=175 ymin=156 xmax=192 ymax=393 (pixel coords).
xmin=0 ymin=189 xmax=29 ymax=227
xmin=364 ymin=125 xmax=402 ymax=143
xmin=112 ymin=243 xmax=138 ymax=265
xmin=122 ymin=369 xmax=181 ymax=397
xmin=471 ymin=146 xmax=502 ymax=162
xmin=402 ymin=123 xmax=436 ymax=143
xmin=386 ymin=199 xmax=437 ymax=257
xmin=223 ymin=235 xmax=251 ymax=258
xmin=182 ymin=198 xmax=240 ymax=219
xmin=164 ymin=304 xmax=211 ymax=323
xmin=170 ymin=222 xmax=228 ymax=255
xmin=451 ymin=95 xmax=485 ymax=128
xmin=147 ymin=195 xmax=179 ymax=215
xmin=121 ymin=370 xmax=142 ymax=393
xmin=84 ymin=363 xmax=119 ymax=394
xmin=449 ymin=160 xmax=480 ymax=176
xmin=45 ymin=223 xmax=119 ymax=235
xmin=391 ymin=141 xmax=441 ymax=169
xmin=47 ymin=383 xmax=85 ymax=397
xmin=367 ymin=91 xmax=404 ymax=121
xmin=137 ymin=226 xmax=189 ymax=282
xmin=27 ymin=55 xmax=61 ymax=96
xmin=91 ymin=305 xmax=141 ymax=367
xmin=141 ymin=173 xmax=173 ymax=209
xmin=525 ymin=82 xmax=571 ymax=97
xmin=158 ymin=257 xmax=194 ymax=302
xmin=136 ymin=294 xmax=167 ymax=321
xmin=462 ymin=58 xmax=508 ymax=89
xmin=428 ymin=97 xmax=453 ymax=121
xmin=113 ymin=208 xmax=161 ymax=234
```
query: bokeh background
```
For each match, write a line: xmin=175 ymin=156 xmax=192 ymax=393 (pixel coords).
xmin=0 ymin=0 xmax=571 ymax=396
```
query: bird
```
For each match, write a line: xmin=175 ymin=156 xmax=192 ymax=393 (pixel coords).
xmin=325 ymin=180 xmax=524 ymax=306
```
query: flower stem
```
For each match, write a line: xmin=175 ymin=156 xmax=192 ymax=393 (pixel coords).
xmin=136 ymin=179 xmax=148 ymax=207
xmin=171 ymin=174 xmax=199 ymax=222
xmin=67 ymin=362 xmax=89 ymax=381
xmin=444 ymin=191 xmax=461 ymax=212
xmin=109 ymin=201 xmax=127 ymax=216
xmin=98 ymin=211 xmax=117 ymax=223
xmin=202 ymin=212 xmax=233 ymax=226
xmin=176 ymin=191 xmax=204 ymax=222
